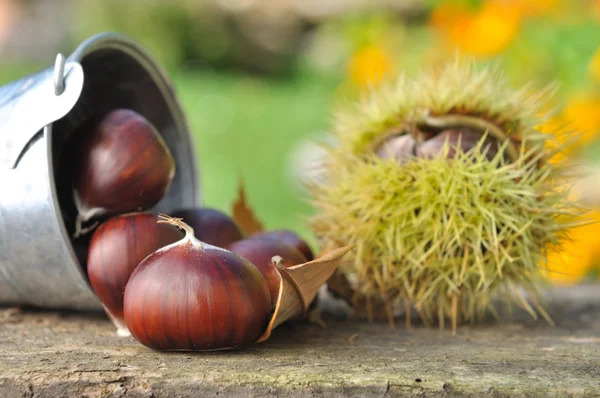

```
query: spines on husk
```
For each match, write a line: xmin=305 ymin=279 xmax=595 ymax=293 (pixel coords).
xmin=308 ymin=58 xmax=581 ymax=330
xmin=331 ymin=59 xmax=557 ymax=157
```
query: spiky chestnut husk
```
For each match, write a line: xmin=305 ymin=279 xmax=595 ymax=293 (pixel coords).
xmin=307 ymin=59 xmax=579 ymax=329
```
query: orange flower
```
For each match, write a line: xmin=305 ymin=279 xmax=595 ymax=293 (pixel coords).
xmin=429 ymin=3 xmax=471 ymax=32
xmin=538 ymin=92 xmax=600 ymax=156
xmin=431 ymin=1 xmax=521 ymax=58
xmin=545 ymin=242 xmax=593 ymax=285
xmin=545 ymin=211 xmax=600 ymax=285
xmin=465 ymin=2 xmax=521 ymax=57
xmin=347 ymin=45 xmax=393 ymax=88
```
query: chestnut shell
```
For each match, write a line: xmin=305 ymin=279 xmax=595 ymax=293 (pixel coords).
xmin=124 ymin=241 xmax=272 ymax=351
xmin=375 ymin=134 xmax=416 ymax=161
xmin=171 ymin=208 xmax=244 ymax=248
xmin=249 ymin=230 xmax=314 ymax=261
xmin=72 ymin=109 xmax=175 ymax=219
xmin=416 ymin=128 xmax=500 ymax=160
xmin=87 ymin=213 xmax=183 ymax=321
xmin=228 ymin=239 xmax=307 ymax=306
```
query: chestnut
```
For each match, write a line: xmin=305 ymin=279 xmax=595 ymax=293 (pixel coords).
xmin=228 ymin=238 xmax=307 ymax=306
xmin=375 ymin=134 xmax=416 ymax=162
xmin=71 ymin=109 xmax=175 ymax=233
xmin=416 ymin=128 xmax=500 ymax=160
xmin=170 ymin=207 xmax=243 ymax=248
xmin=249 ymin=230 xmax=314 ymax=261
xmin=123 ymin=215 xmax=272 ymax=351
xmin=87 ymin=212 xmax=183 ymax=335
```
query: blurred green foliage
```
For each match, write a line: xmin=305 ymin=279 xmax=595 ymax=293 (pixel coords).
xmin=171 ymin=69 xmax=340 ymax=245
xmin=485 ymin=19 xmax=600 ymax=96
xmin=69 ymin=0 xmax=304 ymax=75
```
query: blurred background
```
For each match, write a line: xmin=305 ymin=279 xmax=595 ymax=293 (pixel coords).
xmin=1 ymin=0 xmax=599 ymax=285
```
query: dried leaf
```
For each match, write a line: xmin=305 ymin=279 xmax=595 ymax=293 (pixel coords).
xmin=256 ymin=245 xmax=354 ymax=343
xmin=232 ymin=179 xmax=264 ymax=236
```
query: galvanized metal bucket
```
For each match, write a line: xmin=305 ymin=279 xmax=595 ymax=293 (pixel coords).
xmin=0 ymin=33 xmax=200 ymax=311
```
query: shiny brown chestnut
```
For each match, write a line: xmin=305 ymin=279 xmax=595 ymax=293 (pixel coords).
xmin=170 ymin=207 xmax=244 ymax=248
xmin=249 ymin=230 xmax=314 ymax=261
xmin=228 ymin=238 xmax=307 ymax=306
xmin=87 ymin=213 xmax=183 ymax=335
xmin=71 ymin=109 xmax=175 ymax=234
xmin=123 ymin=215 xmax=272 ymax=351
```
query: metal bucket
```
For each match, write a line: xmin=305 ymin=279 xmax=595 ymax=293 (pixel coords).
xmin=0 ymin=33 xmax=200 ymax=311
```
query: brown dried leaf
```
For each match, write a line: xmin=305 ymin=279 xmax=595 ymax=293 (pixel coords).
xmin=232 ymin=179 xmax=264 ymax=236
xmin=256 ymin=245 xmax=354 ymax=343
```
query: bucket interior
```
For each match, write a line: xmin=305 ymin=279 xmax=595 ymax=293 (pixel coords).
xmin=51 ymin=46 xmax=196 ymax=277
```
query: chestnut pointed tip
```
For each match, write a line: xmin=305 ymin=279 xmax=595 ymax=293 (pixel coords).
xmin=157 ymin=214 xmax=196 ymax=239
xmin=271 ymin=255 xmax=285 ymax=269
xmin=170 ymin=208 xmax=244 ymax=248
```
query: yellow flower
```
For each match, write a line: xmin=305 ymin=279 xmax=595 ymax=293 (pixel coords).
xmin=538 ymin=116 xmax=572 ymax=164
xmin=347 ymin=45 xmax=393 ymax=88
xmin=545 ymin=211 xmax=600 ymax=285
xmin=545 ymin=242 xmax=592 ymax=285
xmin=539 ymin=93 xmax=600 ymax=156
xmin=431 ymin=1 xmax=521 ymax=58
xmin=589 ymin=48 xmax=600 ymax=83
xmin=562 ymin=93 xmax=600 ymax=146
xmin=430 ymin=3 xmax=470 ymax=32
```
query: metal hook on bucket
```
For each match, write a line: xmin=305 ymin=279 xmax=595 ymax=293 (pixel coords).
xmin=53 ymin=53 xmax=66 ymax=96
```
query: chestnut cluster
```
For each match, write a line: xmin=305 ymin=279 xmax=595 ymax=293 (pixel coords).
xmin=71 ymin=109 xmax=313 ymax=351
xmin=375 ymin=127 xmax=503 ymax=163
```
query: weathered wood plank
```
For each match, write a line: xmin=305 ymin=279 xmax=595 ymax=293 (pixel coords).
xmin=1 ymin=285 xmax=599 ymax=397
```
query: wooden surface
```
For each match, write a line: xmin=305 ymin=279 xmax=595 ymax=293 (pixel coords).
xmin=1 ymin=285 xmax=599 ymax=397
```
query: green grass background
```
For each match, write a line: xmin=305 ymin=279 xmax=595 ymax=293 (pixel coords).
xmin=172 ymin=70 xmax=340 ymax=246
